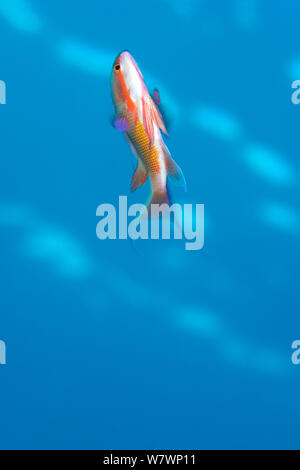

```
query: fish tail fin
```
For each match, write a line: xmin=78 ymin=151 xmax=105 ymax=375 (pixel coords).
xmin=147 ymin=189 xmax=169 ymax=215
xmin=146 ymin=187 xmax=182 ymax=234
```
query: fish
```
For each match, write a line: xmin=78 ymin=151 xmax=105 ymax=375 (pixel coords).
xmin=111 ymin=51 xmax=186 ymax=209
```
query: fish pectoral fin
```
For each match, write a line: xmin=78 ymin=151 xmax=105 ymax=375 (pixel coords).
xmin=113 ymin=116 xmax=129 ymax=132
xmin=130 ymin=160 xmax=148 ymax=192
xmin=163 ymin=145 xmax=187 ymax=191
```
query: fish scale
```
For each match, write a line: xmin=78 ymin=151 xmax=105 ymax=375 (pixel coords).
xmin=127 ymin=115 xmax=161 ymax=174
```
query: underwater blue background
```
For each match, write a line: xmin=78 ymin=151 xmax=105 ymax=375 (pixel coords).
xmin=0 ymin=0 xmax=299 ymax=450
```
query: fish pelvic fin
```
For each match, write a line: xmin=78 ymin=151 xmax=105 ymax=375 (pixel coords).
xmin=163 ymin=145 xmax=187 ymax=191
xmin=131 ymin=159 xmax=148 ymax=192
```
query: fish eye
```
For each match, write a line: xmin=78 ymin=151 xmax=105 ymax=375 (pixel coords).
xmin=114 ymin=64 xmax=120 ymax=71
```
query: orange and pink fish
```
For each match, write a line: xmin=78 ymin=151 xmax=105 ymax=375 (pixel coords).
xmin=111 ymin=51 xmax=186 ymax=209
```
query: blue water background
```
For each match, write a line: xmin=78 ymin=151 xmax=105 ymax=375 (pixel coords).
xmin=0 ymin=0 xmax=299 ymax=449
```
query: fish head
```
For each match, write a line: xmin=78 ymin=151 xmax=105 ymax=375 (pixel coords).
xmin=111 ymin=51 xmax=145 ymax=107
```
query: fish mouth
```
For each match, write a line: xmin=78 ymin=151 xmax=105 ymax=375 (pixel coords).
xmin=113 ymin=49 xmax=131 ymax=66
xmin=119 ymin=51 xmax=143 ymax=79
xmin=118 ymin=49 xmax=131 ymax=58
xmin=119 ymin=50 xmax=134 ymax=69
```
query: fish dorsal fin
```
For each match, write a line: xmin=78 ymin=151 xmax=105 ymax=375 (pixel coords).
xmin=142 ymin=95 xmax=168 ymax=144
xmin=153 ymin=88 xmax=161 ymax=106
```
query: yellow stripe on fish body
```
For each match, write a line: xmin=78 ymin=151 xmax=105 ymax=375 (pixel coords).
xmin=128 ymin=117 xmax=161 ymax=174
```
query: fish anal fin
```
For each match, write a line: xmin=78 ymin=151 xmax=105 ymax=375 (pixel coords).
xmin=163 ymin=146 xmax=187 ymax=191
xmin=131 ymin=160 xmax=148 ymax=192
